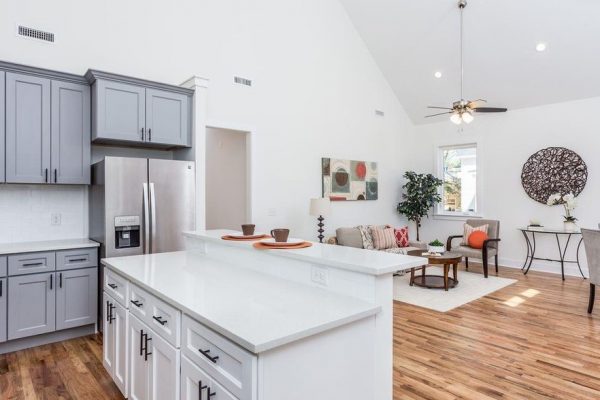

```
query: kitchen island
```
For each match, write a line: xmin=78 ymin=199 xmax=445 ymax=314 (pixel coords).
xmin=101 ymin=230 xmax=426 ymax=400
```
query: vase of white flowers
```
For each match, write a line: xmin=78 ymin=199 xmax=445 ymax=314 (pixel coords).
xmin=547 ymin=192 xmax=578 ymax=231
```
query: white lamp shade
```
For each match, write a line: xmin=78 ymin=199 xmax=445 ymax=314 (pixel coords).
xmin=309 ymin=197 xmax=331 ymax=217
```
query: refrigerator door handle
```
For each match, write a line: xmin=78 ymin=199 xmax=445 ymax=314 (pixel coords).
xmin=143 ymin=183 xmax=150 ymax=254
xmin=149 ymin=182 xmax=157 ymax=253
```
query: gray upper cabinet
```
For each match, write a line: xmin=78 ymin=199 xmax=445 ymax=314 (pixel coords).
xmin=56 ymin=267 xmax=97 ymax=330
xmin=8 ymin=272 xmax=56 ymax=340
xmin=86 ymin=70 xmax=193 ymax=148
xmin=0 ymin=72 xmax=5 ymax=183
xmin=51 ymin=81 xmax=91 ymax=184
xmin=92 ymin=80 xmax=145 ymax=143
xmin=5 ymin=72 xmax=51 ymax=184
xmin=145 ymin=88 xmax=189 ymax=146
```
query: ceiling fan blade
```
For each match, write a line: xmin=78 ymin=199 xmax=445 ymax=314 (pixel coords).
xmin=467 ymin=99 xmax=487 ymax=108
xmin=473 ymin=107 xmax=508 ymax=113
xmin=427 ymin=106 xmax=453 ymax=110
xmin=425 ymin=111 xmax=453 ymax=118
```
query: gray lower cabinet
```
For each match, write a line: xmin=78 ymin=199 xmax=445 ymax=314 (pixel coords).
xmin=56 ymin=268 xmax=97 ymax=330
xmin=0 ymin=278 xmax=6 ymax=343
xmin=145 ymin=88 xmax=189 ymax=146
xmin=5 ymin=72 xmax=51 ymax=184
xmin=92 ymin=80 xmax=145 ymax=143
xmin=8 ymin=272 xmax=55 ymax=340
xmin=51 ymin=80 xmax=91 ymax=184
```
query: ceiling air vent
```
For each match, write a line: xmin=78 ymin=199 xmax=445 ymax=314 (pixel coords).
xmin=375 ymin=110 xmax=385 ymax=117
xmin=234 ymin=76 xmax=252 ymax=87
xmin=17 ymin=25 xmax=55 ymax=43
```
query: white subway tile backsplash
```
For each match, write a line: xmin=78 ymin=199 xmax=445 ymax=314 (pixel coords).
xmin=0 ymin=185 xmax=87 ymax=243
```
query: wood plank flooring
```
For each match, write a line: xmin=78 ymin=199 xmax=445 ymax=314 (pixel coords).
xmin=0 ymin=264 xmax=598 ymax=399
xmin=394 ymin=263 xmax=600 ymax=399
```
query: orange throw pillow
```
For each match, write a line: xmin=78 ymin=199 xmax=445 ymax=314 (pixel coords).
xmin=468 ymin=231 xmax=488 ymax=249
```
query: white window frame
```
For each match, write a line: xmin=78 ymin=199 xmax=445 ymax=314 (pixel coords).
xmin=434 ymin=141 xmax=483 ymax=220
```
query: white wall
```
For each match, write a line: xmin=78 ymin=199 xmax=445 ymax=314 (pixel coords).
xmin=205 ymin=128 xmax=248 ymax=230
xmin=1 ymin=0 xmax=415 ymax=242
xmin=408 ymin=97 xmax=600 ymax=276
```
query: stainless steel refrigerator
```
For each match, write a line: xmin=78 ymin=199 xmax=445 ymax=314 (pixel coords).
xmin=90 ymin=156 xmax=195 ymax=325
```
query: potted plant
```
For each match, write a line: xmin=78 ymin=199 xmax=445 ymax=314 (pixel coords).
xmin=397 ymin=171 xmax=443 ymax=241
xmin=428 ymin=239 xmax=445 ymax=254
xmin=547 ymin=192 xmax=578 ymax=231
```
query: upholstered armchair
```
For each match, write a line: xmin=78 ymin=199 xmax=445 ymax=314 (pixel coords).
xmin=446 ymin=219 xmax=501 ymax=278
xmin=581 ymin=229 xmax=600 ymax=313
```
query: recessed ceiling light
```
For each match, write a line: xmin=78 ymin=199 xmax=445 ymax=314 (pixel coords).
xmin=434 ymin=71 xmax=442 ymax=78
xmin=535 ymin=42 xmax=547 ymax=52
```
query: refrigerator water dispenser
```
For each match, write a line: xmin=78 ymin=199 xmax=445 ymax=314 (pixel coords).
xmin=115 ymin=215 xmax=140 ymax=249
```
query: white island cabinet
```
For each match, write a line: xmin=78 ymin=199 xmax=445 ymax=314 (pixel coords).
xmin=101 ymin=230 xmax=426 ymax=400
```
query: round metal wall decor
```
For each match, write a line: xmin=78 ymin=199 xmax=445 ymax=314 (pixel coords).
xmin=521 ymin=147 xmax=587 ymax=204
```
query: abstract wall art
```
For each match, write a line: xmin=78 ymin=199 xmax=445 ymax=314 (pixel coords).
xmin=322 ymin=158 xmax=378 ymax=201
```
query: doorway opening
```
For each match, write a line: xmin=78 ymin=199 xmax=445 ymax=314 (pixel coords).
xmin=205 ymin=127 xmax=251 ymax=230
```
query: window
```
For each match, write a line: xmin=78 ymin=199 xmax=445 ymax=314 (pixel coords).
xmin=437 ymin=144 xmax=478 ymax=216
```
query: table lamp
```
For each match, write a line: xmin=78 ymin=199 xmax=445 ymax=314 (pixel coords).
xmin=309 ymin=198 xmax=331 ymax=243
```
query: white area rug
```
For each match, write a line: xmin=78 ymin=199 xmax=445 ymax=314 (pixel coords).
xmin=393 ymin=267 xmax=517 ymax=312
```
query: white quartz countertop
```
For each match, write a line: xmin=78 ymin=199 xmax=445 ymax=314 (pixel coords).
xmin=102 ymin=250 xmax=380 ymax=354
xmin=0 ymin=238 xmax=99 ymax=255
xmin=184 ymin=230 xmax=427 ymax=276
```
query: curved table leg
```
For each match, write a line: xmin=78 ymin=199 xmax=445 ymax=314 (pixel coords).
xmin=521 ymin=230 xmax=532 ymax=270
xmin=556 ymin=233 xmax=571 ymax=281
xmin=576 ymin=237 xmax=586 ymax=279
xmin=524 ymin=232 xmax=537 ymax=275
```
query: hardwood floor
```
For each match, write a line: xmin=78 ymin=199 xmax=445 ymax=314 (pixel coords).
xmin=0 ymin=264 xmax=597 ymax=399
xmin=394 ymin=263 xmax=600 ymax=400
xmin=0 ymin=334 xmax=123 ymax=400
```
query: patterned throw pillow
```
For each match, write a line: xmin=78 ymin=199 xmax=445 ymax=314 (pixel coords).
xmin=371 ymin=227 xmax=398 ymax=250
xmin=394 ymin=226 xmax=410 ymax=248
xmin=462 ymin=224 xmax=488 ymax=245
xmin=357 ymin=225 xmax=375 ymax=250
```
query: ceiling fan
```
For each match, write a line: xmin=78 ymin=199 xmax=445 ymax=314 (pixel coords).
xmin=426 ymin=0 xmax=507 ymax=124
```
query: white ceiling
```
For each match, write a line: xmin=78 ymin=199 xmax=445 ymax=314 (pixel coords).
xmin=339 ymin=0 xmax=600 ymax=124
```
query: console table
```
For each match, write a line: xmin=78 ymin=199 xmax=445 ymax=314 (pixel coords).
xmin=519 ymin=227 xmax=586 ymax=280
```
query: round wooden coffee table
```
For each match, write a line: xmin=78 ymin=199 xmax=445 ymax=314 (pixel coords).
xmin=406 ymin=250 xmax=463 ymax=291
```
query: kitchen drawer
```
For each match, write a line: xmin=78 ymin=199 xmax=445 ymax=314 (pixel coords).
xmin=130 ymin=283 xmax=180 ymax=347
xmin=0 ymin=256 xmax=6 ymax=277
xmin=57 ymin=247 xmax=98 ymax=271
xmin=181 ymin=355 xmax=238 ymax=400
xmin=182 ymin=315 xmax=256 ymax=399
xmin=104 ymin=267 xmax=129 ymax=307
xmin=8 ymin=252 xmax=55 ymax=276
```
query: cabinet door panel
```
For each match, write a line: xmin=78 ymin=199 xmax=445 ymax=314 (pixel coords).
xmin=145 ymin=88 xmax=190 ymax=146
xmin=56 ymin=268 xmax=97 ymax=330
xmin=148 ymin=325 xmax=180 ymax=400
xmin=8 ymin=272 xmax=55 ymax=340
xmin=6 ymin=73 xmax=51 ymax=183
xmin=113 ymin=300 xmax=129 ymax=397
xmin=103 ymin=292 xmax=116 ymax=374
xmin=51 ymin=80 xmax=91 ymax=184
xmin=0 ymin=72 xmax=5 ymax=182
xmin=129 ymin=315 xmax=150 ymax=400
xmin=0 ymin=278 xmax=6 ymax=343
xmin=94 ymin=80 xmax=145 ymax=143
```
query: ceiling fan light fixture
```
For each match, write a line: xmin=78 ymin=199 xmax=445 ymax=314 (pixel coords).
xmin=450 ymin=113 xmax=462 ymax=125
xmin=462 ymin=111 xmax=474 ymax=124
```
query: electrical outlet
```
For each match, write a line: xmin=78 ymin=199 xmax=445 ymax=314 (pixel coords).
xmin=51 ymin=213 xmax=61 ymax=226
xmin=311 ymin=265 xmax=329 ymax=286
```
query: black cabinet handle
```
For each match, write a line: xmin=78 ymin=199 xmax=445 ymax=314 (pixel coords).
xmin=109 ymin=304 xmax=115 ymax=324
xmin=141 ymin=127 xmax=145 ymax=141
xmin=59 ymin=273 xmax=62 ymax=288
xmin=198 ymin=349 xmax=219 ymax=363
xmin=45 ymin=168 xmax=48 ymax=183
xmin=207 ymin=388 xmax=216 ymax=398
xmin=0 ymin=280 xmax=3 ymax=297
xmin=69 ymin=258 xmax=87 ymax=263
xmin=106 ymin=301 xmax=110 ymax=322
xmin=140 ymin=329 xmax=145 ymax=356
xmin=152 ymin=315 xmax=167 ymax=326
xmin=144 ymin=334 xmax=152 ymax=361
xmin=23 ymin=262 xmax=43 ymax=267
xmin=108 ymin=283 xmax=118 ymax=289
xmin=199 ymin=380 xmax=208 ymax=400
xmin=50 ymin=274 xmax=53 ymax=290
xmin=54 ymin=169 xmax=57 ymax=183
xmin=148 ymin=128 xmax=151 ymax=142
xmin=131 ymin=299 xmax=143 ymax=308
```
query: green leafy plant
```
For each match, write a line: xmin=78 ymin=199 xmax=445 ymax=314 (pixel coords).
xmin=428 ymin=239 xmax=444 ymax=247
xmin=396 ymin=171 xmax=443 ymax=241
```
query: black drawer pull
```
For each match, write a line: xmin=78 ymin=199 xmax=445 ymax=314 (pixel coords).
xmin=199 ymin=380 xmax=208 ymax=400
xmin=207 ymin=388 xmax=216 ymax=398
xmin=131 ymin=300 xmax=143 ymax=308
xmin=23 ymin=262 xmax=43 ymax=267
xmin=152 ymin=315 xmax=167 ymax=325
xmin=108 ymin=283 xmax=118 ymax=289
xmin=69 ymin=258 xmax=87 ymax=263
xmin=199 ymin=349 xmax=219 ymax=363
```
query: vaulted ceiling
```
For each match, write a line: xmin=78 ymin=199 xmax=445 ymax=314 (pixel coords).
xmin=339 ymin=0 xmax=600 ymax=124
